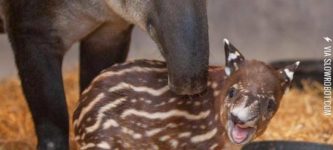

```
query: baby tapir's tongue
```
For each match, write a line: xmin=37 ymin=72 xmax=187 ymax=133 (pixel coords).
xmin=232 ymin=125 xmax=250 ymax=143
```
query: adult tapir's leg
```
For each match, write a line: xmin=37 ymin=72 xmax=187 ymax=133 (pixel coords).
xmin=5 ymin=1 xmax=69 ymax=150
xmin=80 ymin=23 xmax=134 ymax=92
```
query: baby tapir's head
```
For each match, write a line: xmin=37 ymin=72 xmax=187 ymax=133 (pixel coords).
xmin=220 ymin=39 xmax=300 ymax=145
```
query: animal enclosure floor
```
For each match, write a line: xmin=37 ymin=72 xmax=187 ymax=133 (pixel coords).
xmin=0 ymin=71 xmax=332 ymax=150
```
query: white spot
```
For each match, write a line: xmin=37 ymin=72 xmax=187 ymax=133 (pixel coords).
xmin=152 ymin=144 xmax=159 ymax=150
xmin=228 ymin=51 xmax=241 ymax=61
xmin=225 ymin=67 xmax=231 ymax=76
xmin=178 ymin=132 xmax=192 ymax=138
xmin=211 ymin=82 xmax=218 ymax=88
xmin=133 ymin=134 xmax=142 ymax=139
xmin=233 ymin=62 xmax=239 ymax=70
xmin=85 ymin=97 xmax=126 ymax=133
xmin=159 ymin=135 xmax=171 ymax=141
xmin=121 ymin=127 xmax=142 ymax=139
xmin=324 ymin=37 xmax=332 ymax=42
xmin=97 ymin=142 xmax=111 ymax=149
xmin=194 ymin=101 xmax=201 ymax=106
xmin=295 ymin=61 xmax=300 ymax=66
xmin=121 ymin=109 xmax=211 ymax=120
xmin=208 ymin=121 xmax=213 ymax=126
xmin=284 ymin=68 xmax=295 ymax=81
xmin=170 ymin=139 xmax=179 ymax=148
xmin=155 ymin=102 xmax=166 ymax=107
xmin=103 ymin=119 xmax=119 ymax=129
xmin=214 ymin=91 xmax=220 ymax=96
xmin=47 ymin=142 xmax=55 ymax=149
xmin=86 ymin=117 xmax=92 ymax=122
xmin=177 ymin=101 xmax=183 ymax=105
xmin=80 ymin=133 xmax=86 ymax=141
xmin=231 ymin=98 xmax=258 ymax=122
xmin=186 ymin=101 xmax=192 ymax=105
xmin=168 ymin=98 xmax=177 ymax=103
xmin=191 ymin=128 xmax=218 ymax=143
xmin=224 ymin=38 xmax=230 ymax=45
xmin=123 ymin=143 xmax=130 ymax=148
xmin=74 ymin=136 xmax=80 ymax=141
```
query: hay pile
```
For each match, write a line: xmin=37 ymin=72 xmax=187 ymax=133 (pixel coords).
xmin=0 ymin=71 xmax=332 ymax=149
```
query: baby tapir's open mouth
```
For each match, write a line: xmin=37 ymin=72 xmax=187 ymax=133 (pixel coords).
xmin=230 ymin=123 xmax=255 ymax=144
xmin=227 ymin=114 xmax=257 ymax=145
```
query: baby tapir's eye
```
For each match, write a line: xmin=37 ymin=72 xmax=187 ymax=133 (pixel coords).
xmin=228 ymin=87 xmax=237 ymax=98
xmin=267 ymin=99 xmax=276 ymax=111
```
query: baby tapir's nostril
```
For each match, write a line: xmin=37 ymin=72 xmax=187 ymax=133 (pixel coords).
xmin=230 ymin=113 xmax=245 ymax=125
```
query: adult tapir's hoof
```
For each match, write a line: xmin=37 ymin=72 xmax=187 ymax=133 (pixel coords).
xmin=168 ymin=67 xmax=208 ymax=95
xmin=168 ymin=77 xmax=207 ymax=95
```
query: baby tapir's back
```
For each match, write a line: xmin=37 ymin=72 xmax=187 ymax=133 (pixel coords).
xmin=73 ymin=60 xmax=225 ymax=150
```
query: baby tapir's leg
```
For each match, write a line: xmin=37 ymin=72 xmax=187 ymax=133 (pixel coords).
xmin=6 ymin=6 xmax=69 ymax=150
xmin=79 ymin=22 xmax=134 ymax=92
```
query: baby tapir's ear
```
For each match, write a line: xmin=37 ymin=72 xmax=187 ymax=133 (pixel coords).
xmin=278 ymin=61 xmax=300 ymax=86
xmin=224 ymin=39 xmax=245 ymax=76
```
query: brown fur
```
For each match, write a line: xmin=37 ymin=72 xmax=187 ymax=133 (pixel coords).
xmin=73 ymin=58 xmax=295 ymax=150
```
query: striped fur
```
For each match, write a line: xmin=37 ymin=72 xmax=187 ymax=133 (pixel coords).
xmin=73 ymin=57 xmax=296 ymax=150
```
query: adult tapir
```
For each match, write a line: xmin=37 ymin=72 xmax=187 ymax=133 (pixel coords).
xmin=0 ymin=0 xmax=209 ymax=149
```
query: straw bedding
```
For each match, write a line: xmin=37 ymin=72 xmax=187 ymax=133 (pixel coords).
xmin=0 ymin=71 xmax=331 ymax=150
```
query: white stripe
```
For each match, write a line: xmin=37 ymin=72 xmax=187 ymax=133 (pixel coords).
xmin=99 ymin=66 xmax=167 ymax=78
xmin=146 ymin=128 xmax=164 ymax=136
xmin=108 ymin=82 xmax=131 ymax=92
xmin=75 ymin=93 xmax=105 ymax=126
xmin=80 ymin=143 xmax=95 ymax=150
xmin=85 ymin=97 xmax=126 ymax=133
xmin=145 ymin=123 xmax=178 ymax=137
xmin=97 ymin=141 xmax=111 ymax=149
xmin=108 ymin=82 xmax=169 ymax=96
xmin=209 ymin=143 xmax=219 ymax=150
xmin=191 ymin=128 xmax=218 ymax=143
xmin=121 ymin=109 xmax=210 ymax=120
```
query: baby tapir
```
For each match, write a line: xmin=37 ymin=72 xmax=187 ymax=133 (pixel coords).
xmin=73 ymin=39 xmax=300 ymax=150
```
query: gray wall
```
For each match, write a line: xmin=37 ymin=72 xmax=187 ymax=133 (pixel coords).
xmin=0 ymin=0 xmax=331 ymax=78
